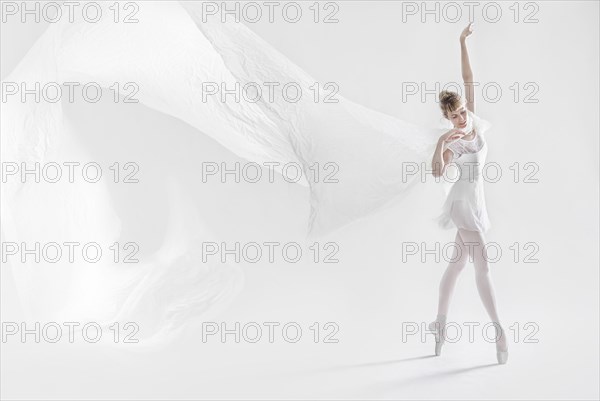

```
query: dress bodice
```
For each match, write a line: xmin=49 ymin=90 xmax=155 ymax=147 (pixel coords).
xmin=445 ymin=129 xmax=488 ymax=182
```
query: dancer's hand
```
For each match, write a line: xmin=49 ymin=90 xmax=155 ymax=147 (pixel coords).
xmin=441 ymin=129 xmax=465 ymax=143
xmin=460 ymin=22 xmax=474 ymax=41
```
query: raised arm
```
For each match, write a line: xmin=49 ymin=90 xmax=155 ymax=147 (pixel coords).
xmin=460 ymin=22 xmax=475 ymax=114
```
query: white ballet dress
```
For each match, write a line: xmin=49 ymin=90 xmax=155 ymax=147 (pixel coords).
xmin=436 ymin=111 xmax=492 ymax=233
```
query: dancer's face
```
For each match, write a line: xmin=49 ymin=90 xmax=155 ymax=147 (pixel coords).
xmin=447 ymin=104 xmax=468 ymax=129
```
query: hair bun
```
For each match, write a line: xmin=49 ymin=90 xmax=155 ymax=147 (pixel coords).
xmin=439 ymin=90 xmax=457 ymax=102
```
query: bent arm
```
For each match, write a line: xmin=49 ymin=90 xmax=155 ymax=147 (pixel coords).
xmin=431 ymin=139 xmax=454 ymax=178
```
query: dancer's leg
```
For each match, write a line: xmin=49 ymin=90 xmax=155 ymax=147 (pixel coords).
xmin=436 ymin=231 xmax=469 ymax=318
xmin=430 ymin=231 xmax=468 ymax=355
xmin=457 ymin=228 xmax=508 ymax=352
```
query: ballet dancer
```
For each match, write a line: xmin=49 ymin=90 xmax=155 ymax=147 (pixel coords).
xmin=429 ymin=22 xmax=509 ymax=365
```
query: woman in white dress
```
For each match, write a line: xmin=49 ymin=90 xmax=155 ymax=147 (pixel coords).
xmin=429 ymin=23 xmax=509 ymax=364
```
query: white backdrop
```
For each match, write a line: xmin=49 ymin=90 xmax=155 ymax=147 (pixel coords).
xmin=1 ymin=1 xmax=598 ymax=399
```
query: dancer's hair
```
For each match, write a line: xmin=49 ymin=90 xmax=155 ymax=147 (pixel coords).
xmin=439 ymin=90 xmax=464 ymax=119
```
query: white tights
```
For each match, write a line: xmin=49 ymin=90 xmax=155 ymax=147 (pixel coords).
xmin=435 ymin=229 xmax=507 ymax=351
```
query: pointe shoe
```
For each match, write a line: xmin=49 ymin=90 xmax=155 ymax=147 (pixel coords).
xmin=496 ymin=348 xmax=509 ymax=364
xmin=494 ymin=325 xmax=509 ymax=364
xmin=428 ymin=320 xmax=446 ymax=356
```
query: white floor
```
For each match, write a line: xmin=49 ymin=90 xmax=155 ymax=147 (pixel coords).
xmin=2 ymin=203 xmax=598 ymax=399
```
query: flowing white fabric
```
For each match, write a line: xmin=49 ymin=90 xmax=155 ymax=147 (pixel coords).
xmin=1 ymin=1 xmax=455 ymax=345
